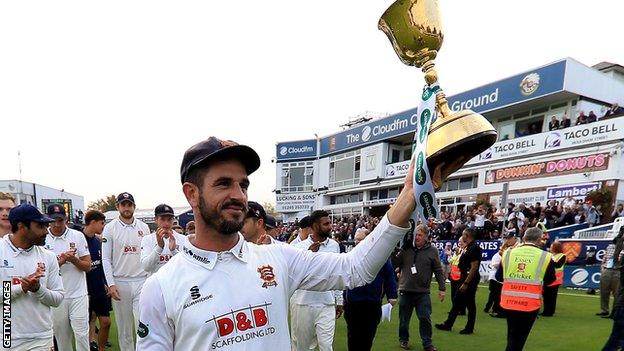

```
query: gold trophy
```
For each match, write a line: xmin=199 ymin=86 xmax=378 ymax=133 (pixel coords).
xmin=379 ymin=0 xmax=497 ymax=189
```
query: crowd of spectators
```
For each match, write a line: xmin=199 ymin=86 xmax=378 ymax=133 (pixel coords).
xmin=548 ymin=103 xmax=623 ymax=131
xmin=271 ymin=197 xmax=624 ymax=245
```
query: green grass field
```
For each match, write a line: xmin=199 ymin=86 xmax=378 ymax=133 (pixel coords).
xmin=104 ymin=286 xmax=614 ymax=350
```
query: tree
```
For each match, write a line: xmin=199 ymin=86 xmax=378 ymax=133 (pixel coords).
xmin=585 ymin=188 xmax=613 ymax=224
xmin=262 ymin=202 xmax=278 ymax=217
xmin=88 ymin=194 xmax=117 ymax=212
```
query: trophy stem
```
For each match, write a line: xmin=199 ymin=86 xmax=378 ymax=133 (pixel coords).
xmin=419 ymin=56 xmax=452 ymax=120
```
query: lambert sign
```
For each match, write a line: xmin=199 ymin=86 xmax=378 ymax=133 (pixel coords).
xmin=546 ymin=182 xmax=601 ymax=200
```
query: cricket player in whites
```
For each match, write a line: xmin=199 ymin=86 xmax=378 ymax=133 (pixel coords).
xmin=44 ymin=204 xmax=92 ymax=351
xmin=102 ymin=192 xmax=150 ymax=350
xmin=140 ymin=204 xmax=186 ymax=275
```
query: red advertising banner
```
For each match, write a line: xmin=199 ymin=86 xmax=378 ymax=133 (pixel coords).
xmin=484 ymin=153 xmax=609 ymax=184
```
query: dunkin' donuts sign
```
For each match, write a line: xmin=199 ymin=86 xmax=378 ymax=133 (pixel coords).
xmin=484 ymin=153 xmax=609 ymax=184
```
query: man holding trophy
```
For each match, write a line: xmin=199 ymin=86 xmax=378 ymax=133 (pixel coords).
xmin=137 ymin=1 xmax=496 ymax=349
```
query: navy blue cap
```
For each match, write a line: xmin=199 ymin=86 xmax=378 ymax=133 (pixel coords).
xmin=180 ymin=137 xmax=261 ymax=184
xmin=265 ymin=214 xmax=277 ymax=229
xmin=116 ymin=192 xmax=135 ymax=205
xmin=246 ymin=201 xmax=266 ymax=222
xmin=9 ymin=204 xmax=54 ymax=225
xmin=46 ymin=203 xmax=67 ymax=219
xmin=155 ymin=204 xmax=175 ymax=217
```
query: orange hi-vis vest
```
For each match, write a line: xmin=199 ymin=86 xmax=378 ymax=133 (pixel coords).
xmin=501 ymin=244 xmax=552 ymax=312
xmin=548 ymin=253 xmax=566 ymax=287
xmin=450 ymin=251 xmax=462 ymax=281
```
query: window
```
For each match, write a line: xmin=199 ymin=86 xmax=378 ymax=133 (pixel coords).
xmin=459 ymin=177 xmax=473 ymax=190
xmin=280 ymin=161 xmax=314 ymax=192
xmin=515 ymin=116 xmax=543 ymax=137
xmin=391 ymin=149 xmax=401 ymax=163
xmin=379 ymin=188 xmax=388 ymax=199
xmin=329 ymin=150 xmax=361 ymax=188
xmin=403 ymin=147 xmax=412 ymax=162
xmin=439 ymin=174 xmax=478 ymax=192
xmin=370 ymin=190 xmax=378 ymax=200
xmin=329 ymin=192 xmax=363 ymax=206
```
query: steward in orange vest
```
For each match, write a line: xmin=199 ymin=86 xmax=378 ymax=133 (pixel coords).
xmin=542 ymin=241 xmax=566 ymax=317
xmin=498 ymin=227 xmax=556 ymax=351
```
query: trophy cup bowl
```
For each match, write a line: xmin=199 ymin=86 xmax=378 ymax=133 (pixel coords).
xmin=379 ymin=0 xmax=497 ymax=190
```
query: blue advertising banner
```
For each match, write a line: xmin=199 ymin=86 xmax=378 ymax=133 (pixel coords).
xmin=547 ymin=223 xmax=590 ymax=239
xmin=559 ymin=239 xmax=612 ymax=266
xmin=276 ymin=139 xmax=317 ymax=161
xmin=447 ymin=60 xmax=566 ymax=114
xmin=316 ymin=60 xmax=567 ymax=156
xmin=563 ymin=265 xmax=601 ymax=289
xmin=433 ymin=240 xmax=501 ymax=261
xmin=319 ymin=108 xmax=418 ymax=155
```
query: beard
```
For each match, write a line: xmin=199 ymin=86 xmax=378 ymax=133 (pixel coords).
xmin=32 ymin=233 xmax=47 ymax=246
xmin=120 ymin=210 xmax=134 ymax=220
xmin=318 ymin=227 xmax=331 ymax=240
xmin=198 ymin=196 xmax=245 ymax=235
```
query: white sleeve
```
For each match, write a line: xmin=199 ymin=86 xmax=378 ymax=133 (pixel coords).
xmin=281 ymin=215 xmax=408 ymax=296
xmin=76 ymin=232 xmax=90 ymax=258
xmin=137 ymin=276 xmax=174 ymax=350
xmin=11 ymin=283 xmax=26 ymax=300
xmin=491 ymin=253 xmax=502 ymax=269
xmin=332 ymin=242 xmax=344 ymax=306
xmin=171 ymin=234 xmax=186 ymax=255
xmin=141 ymin=235 xmax=162 ymax=273
xmin=35 ymin=253 xmax=65 ymax=307
xmin=102 ymin=223 xmax=115 ymax=286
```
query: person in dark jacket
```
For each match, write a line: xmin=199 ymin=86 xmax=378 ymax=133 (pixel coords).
xmin=396 ymin=225 xmax=446 ymax=351
xmin=541 ymin=241 xmax=567 ymax=316
xmin=602 ymin=228 xmax=624 ymax=350
xmin=344 ymin=228 xmax=397 ymax=351
xmin=548 ymin=116 xmax=560 ymax=130
xmin=436 ymin=228 xmax=482 ymax=334
xmin=559 ymin=114 xmax=571 ymax=128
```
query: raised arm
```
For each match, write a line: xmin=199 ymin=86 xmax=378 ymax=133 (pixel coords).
xmin=284 ymin=161 xmax=415 ymax=295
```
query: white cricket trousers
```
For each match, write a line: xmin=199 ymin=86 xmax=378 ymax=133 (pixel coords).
xmin=8 ymin=337 xmax=53 ymax=351
xmin=52 ymin=295 xmax=89 ymax=351
xmin=290 ymin=304 xmax=336 ymax=351
xmin=112 ymin=279 xmax=144 ymax=351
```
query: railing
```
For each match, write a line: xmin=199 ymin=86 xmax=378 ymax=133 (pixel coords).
xmin=573 ymin=221 xmax=618 ymax=239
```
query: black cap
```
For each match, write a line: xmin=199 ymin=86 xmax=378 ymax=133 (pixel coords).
xmin=155 ymin=204 xmax=175 ymax=217
xmin=180 ymin=137 xmax=261 ymax=184
xmin=246 ymin=201 xmax=266 ymax=222
xmin=265 ymin=214 xmax=277 ymax=229
xmin=9 ymin=204 xmax=54 ymax=225
xmin=116 ymin=192 xmax=135 ymax=205
xmin=46 ymin=203 xmax=67 ymax=219
xmin=299 ymin=216 xmax=312 ymax=229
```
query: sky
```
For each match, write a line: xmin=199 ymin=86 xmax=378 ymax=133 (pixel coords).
xmin=1 ymin=0 xmax=623 ymax=210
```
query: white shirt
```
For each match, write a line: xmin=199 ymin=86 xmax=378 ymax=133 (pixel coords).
xmin=291 ymin=237 xmax=343 ymax=306
xmin=269 ymin=237 xmax=286 ymax=245
xmin=0 ymin=236 xmax=64 ymax=345
xmin=136 ymin=215 xmax=407 ymax=351
xmin=290 ymin=235 xmax=302 ymax=245
xmin=102 ymin=217 xmax=150 ymax=286
xmin=508 ymin=212 xmax=525 ymax=227
xmin=474 ymin=214 xmax=485 ymax=227
xmin=488 ymin=252 xmax=502 ymax=281
xmin=140 ymin=232 xmax=187 ymax=275
xmin=45 ymin=227 xmax=90 ymax=299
